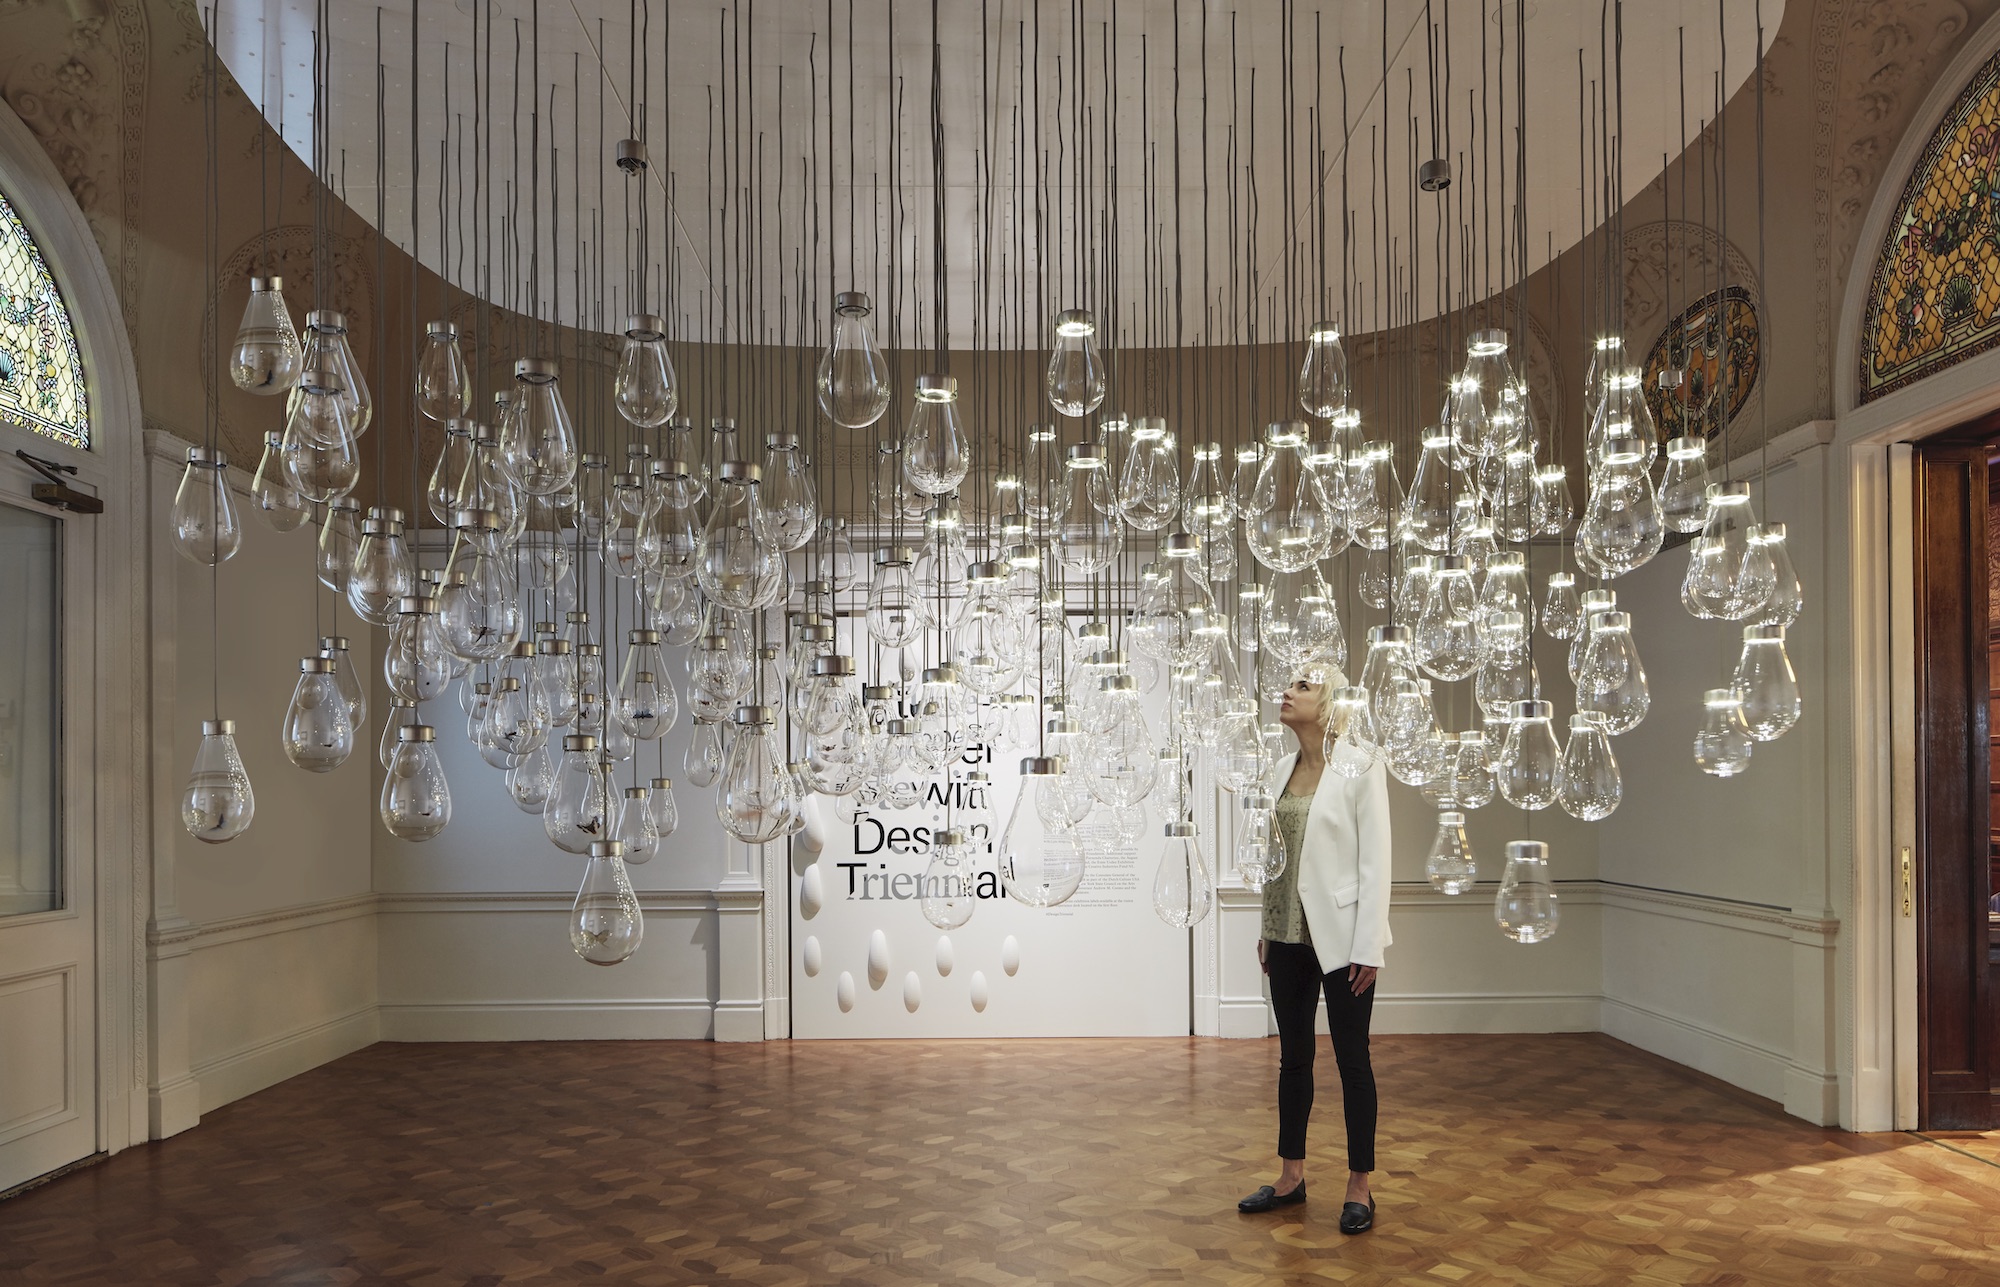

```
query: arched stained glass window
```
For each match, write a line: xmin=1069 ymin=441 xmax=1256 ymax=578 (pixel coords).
xmin=0 ymin=187 xmax=88 ymax=450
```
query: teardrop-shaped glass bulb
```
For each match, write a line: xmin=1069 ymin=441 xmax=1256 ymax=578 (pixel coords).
xmin=571 ymin=841 xmax=644 ymax=965
xmin=1118 ymin=416 xmax=1182 ymax=531
xmin=1733 ymin=624 xmax=1801 ymax=741
xmin=546 ymin=735 xmax=612 ymax=852
xmin=414 ymin=321 xmax=471 ymax=420
xmin=381 ymin=700 xmax=415 ymax=770
xmin=386 ymin=597 xmax=457 ymax=704
xmin=1400 ymin=429 xmax=1457 ymax=552
xmin=648 ymin=776 xmax=679 ymax=839
xmin=695 ymin=466 xmax=776 ymax=611
xmin=1555 ymin=713 xmax=1622 ymax=820
xmin=1001 ymin=758 xmax=1088 ymax=907
xmin=437 ymin=513 xmax=523 ymax=662
xmin=182 ymin=718 xmax=255 ymax=842
xmin=230 ymin=274 xmax=303 ymax=393
xmin=345 ymin=512 xmax=416 ymax=626
xmin=1152 ymin=822 xmax=1215 ymax=928
xmin=1586 ymin=366 xmax=1657 ymax=471
xmin=1055 ymin=448 xmax=1123 ymax=573
xmin=1574 ymin=436 xmax=1663 ymax=578
xmin=1694 ymin=687 xmax=1755 ymax=776
xmin=902 ymin=374 xmax=970 ymax=495
xmin=1751 ymin=523 xmax=1804 ymax=627
xmin=1494 ymin=840 xmax=1560 ymax=943
xmin=717 ymin=708 xmax=795 ymax=844
xmin=313 ymin=500 xmax=359 ymax=592
xmin=616 ymin=630 xmax=679 ymax=739
xmin=1046 ymin=308 xmax=1108 ymax=417
xmin=1297 ymin=321 xmax=1350 ymax=418
xmin=1233 ymin=793 xmax=1281 ymax=890
xmin=248 ymin=431 xmax=312 ymax=532
xmin=296 ymin=310 xmax=372 ymax=438
xmin=281 ymin=376 xmax=360 ymax=501
xmin=1659 ymin=435 xmax=1712 ymax=533
xmin=508 ymin=740 xmax=558 ymax=812
xmin=1425 ymin=810 xmax=1476 ymax=894
xmin=1245 ymin=423 xmax=1337 ymax=572
xmin=426 ymin=420 xmax=476 ymax=524
xmin=1532 ymin=465 xmax=1574 ymax=536
xmin=318 ymin=634 xmax=367 ymax=729
xmin=614 ymin=786 xmax=660 ymax=863
xmin=757 ymin=433 xmax=818 ymax=551
xmin=614 ymin=314 xmax=678 ymax=427
xmin=500 ymin=358 xmax=579 ymax=496
xmin=919 ymin=828 xmax=980 ymax=930
xmin=1684 ymin=481 xmax=1776 ymax=619
xmin=1541 ymin=572 xmax=1582 ymax=640
xmin=282 ymin=656 xmax=354 ymax=772
xmin=684 ymin=719 xmax=725 ymax=788
xmin=1575 ymin=611 xmax=1651 ymax=735
xmin=816 ymin=292 xmax=893 ymax=428
xmin=380 ymin=726 xmax=452 ymax=840
xmin=1496 ymin=699 xmax=1562 ymax=809
xmin=171 ymin=447 xmax=242 ymax=565
xmin=1414 ymin=559 xmax=1482 ymax=682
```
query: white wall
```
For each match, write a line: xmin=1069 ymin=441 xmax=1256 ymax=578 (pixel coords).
xmin=146 ymin=433 xmax=379 ymax=1129
xmin=1594 ymin=435 xmax=1841 ymax=1123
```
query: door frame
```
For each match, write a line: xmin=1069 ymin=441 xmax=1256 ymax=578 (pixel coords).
xmin=0 ymin=99 xmax=149 ymax=1162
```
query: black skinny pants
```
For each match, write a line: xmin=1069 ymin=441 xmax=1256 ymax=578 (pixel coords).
xmin=1266 ymin=938 xmax=1377 ymax=1171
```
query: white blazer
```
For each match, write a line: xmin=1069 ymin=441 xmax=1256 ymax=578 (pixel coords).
xmin=1267 ymin=752 xmax=1394 ymax=973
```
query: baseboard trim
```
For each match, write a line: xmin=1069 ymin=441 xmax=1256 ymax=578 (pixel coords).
xmin=1599 ymin=996 xmax=1791 ymax=1105
xmin=377 ymin=1000 xmax=716 ymax=1042
xmin=1215 ymin=997 xmax=1273 ymax=1039
xmin=191 ymin=1006 xmax=380 ymax=1114
xmin=1372 ymin=993 xmax=1601 ymax=1034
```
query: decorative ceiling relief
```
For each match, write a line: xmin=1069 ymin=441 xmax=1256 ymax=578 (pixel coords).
xmin=1859 ymin=41 xmax=2000 ymax=402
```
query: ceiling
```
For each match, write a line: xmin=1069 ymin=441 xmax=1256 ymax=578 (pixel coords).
xmin=214 ymin=0 xmax=1780 ymax=350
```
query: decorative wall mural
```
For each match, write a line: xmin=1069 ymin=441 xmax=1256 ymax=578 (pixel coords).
xmin=1859 ymin=45 xmax=2000 ymax=404
xmin=0 ymin=187 xmax=88 ymax=450
xmin=1641 ymin=285 xmax=1761 ymax=441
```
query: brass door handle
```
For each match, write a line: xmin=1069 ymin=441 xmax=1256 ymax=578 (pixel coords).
xmin=1899 ymin=846 xmax=1914 ymax=917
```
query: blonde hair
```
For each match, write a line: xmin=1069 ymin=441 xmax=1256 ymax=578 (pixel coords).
xmin=1300 ymin=663 xmax=1351 ymax=741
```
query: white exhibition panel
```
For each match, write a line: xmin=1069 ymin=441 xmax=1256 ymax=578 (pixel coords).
xmin=791 ymin=703 xmax=1194 ymax=1038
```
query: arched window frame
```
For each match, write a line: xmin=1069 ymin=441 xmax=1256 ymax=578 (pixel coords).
xmin=0 ymin=184 xmax=89 ymax=450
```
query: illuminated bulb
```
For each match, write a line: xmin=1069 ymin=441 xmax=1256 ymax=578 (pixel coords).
xmin=1694 ymin=688 xmax=1755 ymax=776
xmin=1586 ymin=365 xmax=1657 ymax=470
xmin=1575 ymin=611 xmax=1650 ymax=735
xmin=229 ymin=275 xmax=303 ymax=393
xmin=816 ymin=291 xmax=893 ymax=428
xmin=1541 ymin=572 xmax=1582 ymax=640
xmin=1450 ymin=329 xmax=1523 ymax=459
xmin=1118 ymin=416 xmax=1182 ymax=531
xmin=182 ymin=718 xmax=254 ymax=842
xmin=1683 ymin=481 xmax=1775 ymax=620
xmin=1555 ymin=713 xmax=1622 ymax=820
xmin=1494 ymin=840 xmax=1560 ymax=943
xmin=571 ymin=840 xmax=643 ymax=966
xmin=901 ymin=373 xmax=971 ymax=495
xmin=1400 ymin=428 xmax=1457 ymax=552
xmin=1660 ymin=435 xmax=1712 ymax=533
xmin=1575 ymin=435 xmax=1663 ymax=578
xmin=1414 ymin=557 xmax=1481 ymax=682
xmin=1733 ymin=625 xmax=1801 ymax=741
xmin=1234 ymin=792 xmax=1281 ymax=890
xmin=1751 ymin=523 xmax=1804 ymax=627
xmin=1046 ymin=308 xmax=1108 ymax=417
xmin=1531 ymin=464 xmax=1574 ymax=535
xmin=282 ymin=655 xmax=353 ymax=773
xmin=1495 ymin=699 xmax=1561 ymax=809
xmin=1245 ymin=422 xmax=1337 ymax=572
xmin=170 ymin=447 xmax=242 ymax=565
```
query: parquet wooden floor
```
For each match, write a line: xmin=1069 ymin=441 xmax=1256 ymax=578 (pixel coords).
xmin=2 ymin=1033 xmax=1995 ymax=1286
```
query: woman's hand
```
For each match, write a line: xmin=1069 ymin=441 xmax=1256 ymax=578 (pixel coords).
xmin=1258 ymin=939 xmax=1269 ymax=975
xmin=1347 ymin=964 xmax=1377 ymax=995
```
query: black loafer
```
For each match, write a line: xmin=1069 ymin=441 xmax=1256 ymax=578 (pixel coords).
xmin=1339 ymin=1197 xmax=1376 ymax=1234
xmin=1237 ymin=1182 xmax=1306 ymax=1214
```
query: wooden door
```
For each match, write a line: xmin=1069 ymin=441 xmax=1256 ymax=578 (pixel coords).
xmin=1914 ymin=440 xmax=1998 ymax=1129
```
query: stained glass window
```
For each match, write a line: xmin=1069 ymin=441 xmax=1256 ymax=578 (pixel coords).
xmin=0 ymin=186 xmax=88 ymax=450
xmin=1859 ymin=47 xmax=2000 ymax=405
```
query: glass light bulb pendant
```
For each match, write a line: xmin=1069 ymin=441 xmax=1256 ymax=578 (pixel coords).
xmin=1297 ymin=321 xmax=1350 ymax=419
xmin=248 ymin=430 xmax=312 ymax=532
xmin=648 ymin=776 xmax=679 ymax=839
xmin=1152 ymin=821 xmax=1215 ymax=929
xmin=902 ymin=373 xmax=971 ymax=495
xmin=297 ymin=309 xmax=373 ymax=438
xmin=1425 ymin=810 xmax=1476 ymax=894
xmin=1245 ymin=422 xmax=1337 ymax=572
xmin=571 ymin=840 xmax=643 ymax=966
xmin=921 ymin=828 xmax=980 ymax=930
xmin=816 ymin=291 xmax=893 ymax=428
xmin=229 ymin=274 xmax=304 ymax=393
xmin=1001 ymin=757 xmax=1088 ymax=908
xmin=1555 ymin=713 xmax=1622 ymax=820
xmin=501 ymin=358 xmax=579 ymax=496
xmin=1046 ymin=308 xmax=1108 ymax=418
xmin=614 ymin=313 xmax=678 ymax=427
xmin=1494 ymin=840 xmax=1560 ymax=943
xmin=1659 ymin=435 xmax=1712 ymax=533
xmin=171 ymin=447 xmax=242 ymax=566
xmin=1575 ymin=610 xmax=1651 ymax=735
xmin=695 ymin=461 xmax=777 ymax=611
xmin=546 ymin=734 xmax=612 ymax=853
xmin=414 ymin=321 xmax=471 ymax=421
xmin=1118 ymin=416 xmax=1182 ymax=531
xmin=1694 ymin=687 xmax=1755 ymax=776
xmin=182 ymin=718 xmax=254 ymax=843
xmin=614 ymin=786 xmax=660 ymax=864
xmin=1496 ymin=700 xmax=1562 ymax=810
xmin=1054 ymin=444 xmax=1123 ymax=573
xmin=1683 ymin=480 xmax=1775 ymax=620
xmin=346 ymin=509 xmax=416 ymax=626
xmin=717 ymin=705 xmax=797 ymax=844
xmin=282 ymin=655 xmax=354 ymax=773
xmin=1733 ymin=624 xmax=1802 ymax=742
xmin=381 ymin=725 xmax=452 ymax=840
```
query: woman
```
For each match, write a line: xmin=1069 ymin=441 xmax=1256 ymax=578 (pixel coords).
xmin=1237 ymin=672 xmax=1392 ymax=1234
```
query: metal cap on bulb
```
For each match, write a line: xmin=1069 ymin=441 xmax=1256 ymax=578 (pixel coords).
xmin=1163 ymin=821 xmax=1197 ymax=837
xmin=263 ymin=430 xmax=284 ymax=447
xmin=577 ymin=643 xmax=602 ymax=657
xmin=623 ymin=313 xmax=667 ymax=340
xmin=885 ymin=719 xmax=918 ymax=736
xmin=1020 ymin=756 xmax=1062 ymax=776
xmin=1065 ymin=443 xmax=1104 ymax=466
xmin=862 ymin=685 xmax=898 ymax=702
xmin=710 ymin=416 xmax=737 ymax=431
xmin=201 ymin=718 xmax=236 ymax=736
xmin=320 ymin=635 xmax=350 ymax=651
xmin=497 ymin=677 xmax=522 ymax=691
xmin=452 ymin=508 xmax=501 ymax=530
xmin=1743 ymin=624 xmax=1787 ymax=642
xmin=539 ymin=638 xmax=572 ymax=656
xmin=966 ymin=559 xmax=1005 ymax=581
xmin=915 ymin=373 xmax=958 ymax=399
xmin=1100 ymin=674 xmax=1139 ymax=693
xmin=299 ymin=656 xmax=335 ymax=673
xmin=652 ymin=459 xmax=695 ymax=480
xmin=513 ymin=357 xmax=559 ymax=383
xmin=589 ymin=840 xmax=626 ymax=859
xmin=186 ymin=445 xmax=226 ymax=466
xmin=304 ymin=309 xmax=348 ymax=333
xmin=249 ymin=274 xmax=281 ymax=291
xmin=834 ymin=290 xmax=872 ymax=315
xmin=564 ymin=734 xmax=598 ymax=752
xmin=397 ymin=595 xmax=437 ymax=614
xmin=1054 ymin=308 xmax=1096 ymax=336
xmin=766 ymin=432 xmax=800 ymax=450
xmin=628 ymin=629 xmax=661 ymax=645
xmin=1162 ymin=532 xmax=1201 ymax=556
xmin=426 ymin=321 xmax=458 ymax=338
xmin=612 ymin=472 xmax=642 ymax=489
xmin=625 ymin=785 xmax=651 ymax=799
xmin=732 ymin=705 xmax=775 ymax=726
xmin=397 ymin=725 xmax=437 ymax=743
xmin=935 ymin=828 xmax=968 ymax=847
xmin=1509 ymin=700 xmax=1554 ymax=721
xmin=874 ymin=545 xmax=917 ymax=567
xmin=717 ymin=460 xmax=761 ymax=484
xmin=510 ymin=641 xmax=536 ymax=659
xmin=810 ymin=655 xmax=856 ymax=677
xmin=651 ymin=776 xmax=673 ymax=790
xmin=1710 ymin=479 xmax=1753 ymax=499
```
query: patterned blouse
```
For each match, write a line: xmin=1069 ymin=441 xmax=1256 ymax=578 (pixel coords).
xmin=1259 ymin=788 xmax=1316 ymax=945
